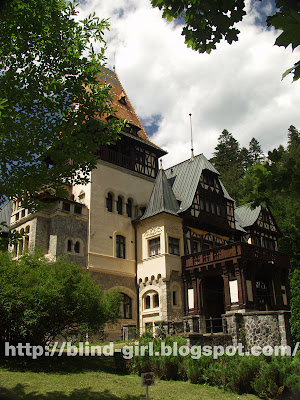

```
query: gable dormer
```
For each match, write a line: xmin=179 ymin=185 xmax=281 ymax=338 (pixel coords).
xmin=235 ymin=204 xmax=280 ymax=250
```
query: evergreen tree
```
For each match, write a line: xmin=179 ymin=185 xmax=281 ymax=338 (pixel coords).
xmin=210 ymin=129 xmax=243 ymax=201
xmin=240 ymin=146 xmax=253 ymax=172
xmin=239 ymin=125 xmax=300 ymax=341
xmin=249 ymin=138 xmax=264 ymax=164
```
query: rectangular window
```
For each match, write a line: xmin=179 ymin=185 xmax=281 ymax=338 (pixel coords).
xmin=200 ymin=198 xmax=205 ymax=210
xmin=62 ymin=202 xmax=70 ymax=212
xmin=116 ymin=235 xmax=125 ymax=259
xmin=149 ymin=237 xmax=160 ymax=256
xmin=74 ymin=205 xmax=82 ymax=214
xmin=188 ymin=288 xmax=194 ymax=309
xmin=168 ymin=237 xmax=180 ymax=255
xmin=191 ymin=240 xmax=199 ymax=254
xmin=221 ymin=205 xmax=226 ymax=217
xmin=254 ymin=236 xmax=261 ymax=246
xmin=205 ymin=200 xmax=210 ymax=213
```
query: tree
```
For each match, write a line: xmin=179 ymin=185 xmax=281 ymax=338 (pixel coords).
xmin=0 ymin=251 xmax=121 ymax=346
xmin=0 ymin=0 xmax=123 ymax=210
xmin=210 ymin=129 xmax=243 ymax=200
xmin=249 ymin=137 xmax=264 ymax=164
xmin=151 ymin=0 xmax=300 ymax=81
xmin=239 ymin=125 xmax=300 ymax=341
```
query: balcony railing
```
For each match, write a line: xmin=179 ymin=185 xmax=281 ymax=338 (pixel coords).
xmin=96 ymin=146 xmax=135 ymax=171
xmin=96 ymin=146 xmax=158 ymax=178
xmin=182 ymin=242 xmax=289 ymax=270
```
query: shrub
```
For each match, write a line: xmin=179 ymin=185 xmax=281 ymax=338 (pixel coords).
xmin=0 ymin=251 xmax=121 ymax=347
xmin=132 ymin=334 xmax=187 ymax=380
xmin=251 ymin=356 xmax=299 ymax=399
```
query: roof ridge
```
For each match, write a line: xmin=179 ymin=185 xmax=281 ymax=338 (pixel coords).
xmin=165 ymin=153 xmax=204 ymax=171
xmin=235 ymin=202 xmax=255 ymax=209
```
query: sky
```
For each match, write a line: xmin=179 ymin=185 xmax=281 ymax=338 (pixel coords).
xmin=78 ymin=0 xmax=300 ymax=168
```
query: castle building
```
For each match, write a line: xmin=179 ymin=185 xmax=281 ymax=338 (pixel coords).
xmin=6 ymin=68 xmax=291 ymax=346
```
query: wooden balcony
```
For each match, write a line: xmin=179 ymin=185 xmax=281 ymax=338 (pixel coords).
xmin=96 ymin=146 xmax=135 ymax=171
xmin=182 ymin=242 xmax=290 ymax=272
xmin=96 ymin=146 xmax=158 ymax=178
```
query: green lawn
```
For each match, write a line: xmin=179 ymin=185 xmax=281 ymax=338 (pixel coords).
xmin=0 ymin=355 xmax=261 ymax=400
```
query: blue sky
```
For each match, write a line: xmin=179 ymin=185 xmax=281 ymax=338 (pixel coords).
xmin=78 ymin=0 xmax=300 ymax=167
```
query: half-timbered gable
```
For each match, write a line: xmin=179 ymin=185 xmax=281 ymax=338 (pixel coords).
xmin=96 ymin=67 xmax=166 ymax=179
xmin=235 ymin=204 xmax=280 ymax=251
xmin=163 ymin=155 xmax=240 ymax=256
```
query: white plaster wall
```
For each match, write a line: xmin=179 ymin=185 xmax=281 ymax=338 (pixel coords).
xmin=87 ymin=160 xmax=155 ymax=276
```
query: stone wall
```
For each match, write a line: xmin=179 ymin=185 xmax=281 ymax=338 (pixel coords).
xmin=165 ymin=271 xmax=185 ymax=322
xmin=90 ymin=271 xmax=137 ymax=342
xmin=224 ymin=311 xmax=292 ymax=348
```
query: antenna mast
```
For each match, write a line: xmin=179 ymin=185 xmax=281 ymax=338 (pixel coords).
xmin=113 ymin=52 xmax=116 ymax=73
xmin=189 ymin=113 xmax=194 ymax=160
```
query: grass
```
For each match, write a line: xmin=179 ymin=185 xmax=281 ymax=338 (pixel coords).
xmin=0 ymin=354 xmax=261 ymax=400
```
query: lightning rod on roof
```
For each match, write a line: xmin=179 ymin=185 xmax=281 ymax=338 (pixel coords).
xmin=189 ymin=113 xmax=194 ymax=161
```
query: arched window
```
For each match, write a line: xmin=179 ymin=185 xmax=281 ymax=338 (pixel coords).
xmin=121 ymin=293 xmax=132 ymax=319
xmin=106 ymin=193 xmax=113 ymax=212
xmin=25 ymin=236 xmax=29 ymax=251
xmin=117 ymin=196 xmax=123 ymax=215
xmin=116 ymin=235 xmax=125 ymax=259
xmin=172 ymin=290 xmax=177 ymax=305
xmin=171 ymin=285 xmax=181 ymax=306
xmin=67 ymin=240 xmax=72 ymax=252
xmin=144 ymin=291 xmax=159 ymax=310
xmin=14 ymin=242 xmax=18 ymax=257
xmin=74 ymin=241 xmax=80 ymax=254
xmin=145 ymin=295 xmax=151 ymax=309
xmin=154 ymin=293 xmax=159 ymax=308
xmin=24 ymin=226 xmax=30 ymax=251
xmin=126 ymin=199 xmax=133 ymax=218
xmin=19 ymin=229 xmax=24 ymax=255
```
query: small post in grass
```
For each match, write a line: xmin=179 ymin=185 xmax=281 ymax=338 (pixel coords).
xmin=141 ymin=372 xmax=154 ymax=399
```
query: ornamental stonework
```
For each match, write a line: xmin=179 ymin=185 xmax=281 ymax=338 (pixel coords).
xmin=144 ymin=226 xmax=162 ymax=238
xmin=168 ymin=225 xmax=182 ymax=235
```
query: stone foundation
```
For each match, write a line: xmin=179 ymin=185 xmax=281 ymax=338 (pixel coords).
xmin=224 ymin=310 xmax=292 ymax=348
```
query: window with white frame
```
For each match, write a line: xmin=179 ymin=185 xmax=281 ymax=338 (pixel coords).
xmin=149 ymin=237 xmax=160 ymax=257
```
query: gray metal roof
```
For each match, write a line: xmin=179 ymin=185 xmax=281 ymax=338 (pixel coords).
xmin=164 ymin=154 xmax=234 ymax=213
xmin=235 ymin=203 xmax=261 ymax=228
xmin=0 ymin=201 xmax=12 ymax=232
xmin=141 ymin=168 xmax=179 ymax=220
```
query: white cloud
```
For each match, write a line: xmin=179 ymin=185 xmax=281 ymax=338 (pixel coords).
xmin=78 ymin=0 xmax=300 ymax=168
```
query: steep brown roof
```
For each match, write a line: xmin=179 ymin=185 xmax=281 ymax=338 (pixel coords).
xmin=97 ymin=67 xmax=149 ymax=141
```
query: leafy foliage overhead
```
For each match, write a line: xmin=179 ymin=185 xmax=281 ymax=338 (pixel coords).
xmin=0 ymin=0 xmax=124 ymax=209
xmin=151 ymin=0 xmax=300 ymax=81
